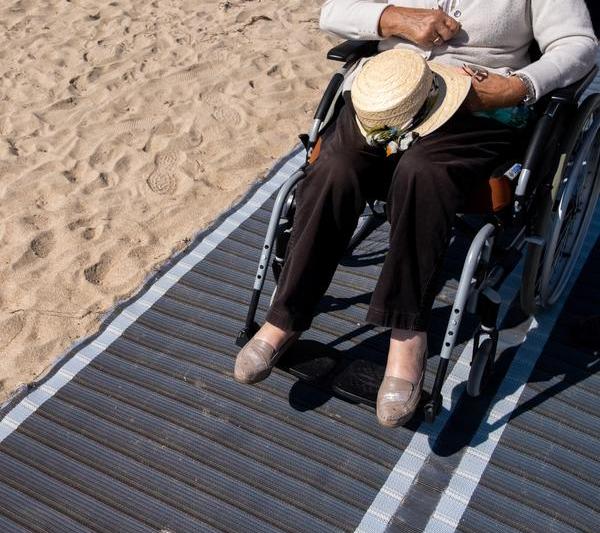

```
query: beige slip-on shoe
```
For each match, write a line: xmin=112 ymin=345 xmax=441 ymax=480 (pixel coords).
xmin=234 ymin=332 xmax=301 ymax=384
xmin=376 ymin=348 xmax=428 ymax=428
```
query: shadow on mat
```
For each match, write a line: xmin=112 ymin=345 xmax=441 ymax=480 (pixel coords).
xmin=279 ymin=299 xmax=478 ymax=415
xmin=279 ymin=296 xmax=596 ymax=456
xmin=273 ymin=223 xmax=594 ymax=443
xmin=431 ymin=300 xmax=600 ymax=456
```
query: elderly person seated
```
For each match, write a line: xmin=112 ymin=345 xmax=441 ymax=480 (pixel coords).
xmin=234 ymin=0 xmax=598 ymax=427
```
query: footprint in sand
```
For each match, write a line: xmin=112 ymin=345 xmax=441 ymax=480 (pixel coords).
xmin=168 ymin=65 xmax=205 ymax=85
xmin=146 ymin=151 xmax=181 ymax=195
xmin=212 ymin=105 xmax=242 ymax=126
xmin=113 ymin=117 xmax=161 ymax=136
xmin=30 ymin=230 xmax=55 ymax=258
xmin=67 ymin=217 xmax=92 ymax=231
xmin=84 ymin=41 xmax=128 ymax=66
xmin=84 ymin=254 xmax=112 ymax=285
xmin=46 ymin=97 xmax=78 ymax=113
xmin=0 ymin=314 xmax=24 ymax=348
xmin=21 ymin=214 xmax=49 ymax=231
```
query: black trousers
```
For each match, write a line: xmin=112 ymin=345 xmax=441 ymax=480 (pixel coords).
xmin=266 ymin=93 xmax=520 ymax=332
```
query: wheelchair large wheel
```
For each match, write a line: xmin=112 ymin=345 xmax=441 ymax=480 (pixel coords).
xmin=521 ymin=93 xmax=600 ymax=313
xmin=520 ymin=187 xmax=552 ymax=315
xmin=540 ymin=94 xmax=600 ymax=306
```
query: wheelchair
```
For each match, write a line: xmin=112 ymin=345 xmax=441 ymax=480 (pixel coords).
xmin=236 ymin=39 xmax=600 ymax=422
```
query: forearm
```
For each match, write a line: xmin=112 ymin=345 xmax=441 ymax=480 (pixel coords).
xmin=479 ymin=76 xmax=528 ymax=109
xmin=378 ymin=6 xmax=407 ymax=39
xmin=517 ymin=0 xmax=598 ymax=101
xmin=378 ymin=6 xmax=433 ymax=40
xmin=321 ymin=1 xmax=461 ymax=49
xmin=516 ymin=38 xmax=598 ymax=101
xmin=378 ymin=5 xmax=461 ymax=46
xmin=320 ymin=0 xmax=388 ymax=40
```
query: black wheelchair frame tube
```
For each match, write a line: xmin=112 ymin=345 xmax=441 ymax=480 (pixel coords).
xmin=314 ymin=73 xmax=345 ymax=123
xmin=516 ymin=64 xmax=598 ymax=209
xmin=513 ymin=98 xmax=574 ymax=223
xmin=307 ymin=62 xmax=358 ymax=158
xmin=426 ymin=358 xmax=448 ymax=420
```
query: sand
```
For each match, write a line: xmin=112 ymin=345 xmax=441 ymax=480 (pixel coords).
xmin=0 ymin=0 xmax=336 ymax=402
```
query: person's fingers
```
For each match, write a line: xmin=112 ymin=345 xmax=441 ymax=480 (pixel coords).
xmin=444 ymin=15 xmax=461 ymax=35
xmin=457 ymin=65 xmax=473 ymax=76
xmin=434 ymin=20 xmax=454 ymax=42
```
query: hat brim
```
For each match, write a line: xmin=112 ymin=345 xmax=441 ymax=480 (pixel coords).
xmin=412 ymin=62 xmax=472 ymax=137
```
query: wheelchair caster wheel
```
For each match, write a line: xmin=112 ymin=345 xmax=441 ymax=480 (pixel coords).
xmin=424 ymin=399 xmax=441 ymax=423
xmin=466 ymin=338 xmax=495 ymax=397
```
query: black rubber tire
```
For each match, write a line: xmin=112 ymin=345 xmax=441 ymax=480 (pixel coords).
xmin=521 ymin=93 xmax=600 ymax=314
xmin=539 ymin=94 xmax=600 ymax=306
xmin=466 ymin=338 xmax=495 ymax=397
xmin=520 ymin=188 xmax=552 ymax=315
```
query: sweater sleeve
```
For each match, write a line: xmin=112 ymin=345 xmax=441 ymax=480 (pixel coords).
xmin=515 ymin=0 xmax=598 ymax=102
xmin=320 ymin=0 xmax=389 ymax=40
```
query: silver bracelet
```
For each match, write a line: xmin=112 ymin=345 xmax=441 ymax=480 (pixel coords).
xmin=511 ymin=72 xmax=536 ymax=105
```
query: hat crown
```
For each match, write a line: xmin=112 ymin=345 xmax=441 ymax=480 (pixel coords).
xmin=352 ymin=49 xmax=434 ymax=131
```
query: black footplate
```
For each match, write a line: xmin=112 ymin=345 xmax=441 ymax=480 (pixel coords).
xmin=331 ymin=359 xmax=385 ymax=407
xmin=277 ymin=340 xmax=339 ymax=383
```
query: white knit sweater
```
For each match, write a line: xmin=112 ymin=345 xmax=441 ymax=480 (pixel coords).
xmin=320 ymin=0 xmax=598 ymax=102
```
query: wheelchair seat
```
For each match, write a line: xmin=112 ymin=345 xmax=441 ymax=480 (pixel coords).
xmin=462 ymin=164 xmax=515 ymax=214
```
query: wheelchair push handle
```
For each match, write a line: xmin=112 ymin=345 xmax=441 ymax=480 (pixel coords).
xmin=307 ymin=40 xmax=380 ymax=157
xmin=314 ymin=40 xmax=380 ymax=123
xmin=307 ymin=70 xmax=347 ymax=159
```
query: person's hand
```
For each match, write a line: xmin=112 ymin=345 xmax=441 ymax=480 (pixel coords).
xmin=457 ymin=66 xmax=528 ymax=111
xmin=378 ymin=6 xmax=461 ymax=47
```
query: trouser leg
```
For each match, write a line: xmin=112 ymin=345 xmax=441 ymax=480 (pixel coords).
xmin=366 ymin=113 xmax=519 ymax=331
xmin=266 ymin=97 xmax=388 ymax=331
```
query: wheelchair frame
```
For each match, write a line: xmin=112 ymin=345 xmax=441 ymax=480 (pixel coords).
xmin=236 ymin=40 xmax=600 ymax=422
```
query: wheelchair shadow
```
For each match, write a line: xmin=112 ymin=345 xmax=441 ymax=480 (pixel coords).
xmin=281 ymin=216 xmax=591 ymax=446
xmin=283 ymin=302 xmax=476 ymax=414
xmin=339 ymin=249 xmax=388 ymax=268
xmin=429 ymin=302 xmax=600 ymax=457
xmin=284 ymin=295 xmax=598 ymax=459
xmin=324 ymin=228 xmax=471 ymax=317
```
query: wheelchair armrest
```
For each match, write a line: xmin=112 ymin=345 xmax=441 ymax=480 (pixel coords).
xmin=327 ymin=40 xmax=379 ymax=63
xmin=545 ymin=65 xmax=599 ymax=104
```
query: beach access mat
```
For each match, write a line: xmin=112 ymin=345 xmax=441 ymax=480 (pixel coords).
xmin=1 ymin=77 xmax=599 ymax=532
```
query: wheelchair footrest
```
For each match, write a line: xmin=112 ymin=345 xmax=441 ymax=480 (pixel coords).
xmin=331 ymin=359 xmax=385 ymax=407
xmin=236 ymin=323 xmax=259 ymax=348
xmin=277 ymin=340 xmax=338 ymax=383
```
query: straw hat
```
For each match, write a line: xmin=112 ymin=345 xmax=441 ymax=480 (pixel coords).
xmin=351 ymin=49 xmax=472 ymax=139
